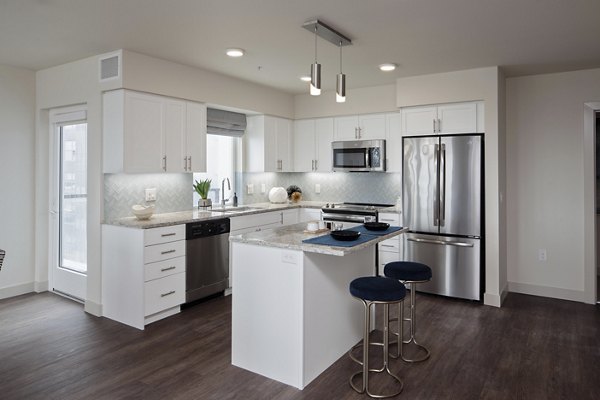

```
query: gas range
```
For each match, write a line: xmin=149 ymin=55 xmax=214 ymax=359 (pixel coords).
xmin=321 ymin=202 xmax=393 ymax=223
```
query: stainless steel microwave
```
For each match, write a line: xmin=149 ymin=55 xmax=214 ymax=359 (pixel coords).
xmin=332 ymin=140 xmax=386 ymax=172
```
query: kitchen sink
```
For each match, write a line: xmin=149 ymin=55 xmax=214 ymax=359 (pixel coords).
xmin=212 ymin=206 xmax=262 ymax=214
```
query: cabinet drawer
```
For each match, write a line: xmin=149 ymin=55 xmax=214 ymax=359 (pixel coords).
xmin=144 ymin=256 xmax=185 ymax=282
xmin=379 ymin=250 xmax=402 ymax=276
xmin=378 ymin=238 xmax=400 ymax=252
xmin=144 ymin=240 xmax=186 ymax=264
xmin=378 ymin=213 xmax=400 ymax=225
xmin=230 ymin=212 xmax=282 ymax=231
xmin=144 ymin=272 xmax=185 ymax=316
xmin=144 ymin=224 xmax=186 ymax=246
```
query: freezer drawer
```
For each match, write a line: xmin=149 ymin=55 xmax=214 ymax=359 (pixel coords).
xmin=403 ymin=233 xmax=480 ymax=301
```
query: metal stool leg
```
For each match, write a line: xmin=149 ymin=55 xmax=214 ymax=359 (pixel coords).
xmin=400 ymin=281 xmax=430 ymax=363
xmin=350 ymin=299 xmax=404 ymax=398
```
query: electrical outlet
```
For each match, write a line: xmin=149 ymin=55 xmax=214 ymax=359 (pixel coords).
xmin=145 ymin=188 xmax=157 ymax=202
xmin=261 ymin=183 xmax=266 ymax=193
xmin=247 ymin=184 xmax=254 ymax=195
xmin=538 ymin=249 xmax=547 ymax=262
xmin=315 ymin=184 xmax=321 ymax=194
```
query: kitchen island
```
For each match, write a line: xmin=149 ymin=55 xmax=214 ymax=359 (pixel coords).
xmin=230 ymin=223 xmax=407 ymax=389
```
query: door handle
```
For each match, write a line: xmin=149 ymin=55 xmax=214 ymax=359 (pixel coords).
xmin=162 ymin=156 xmax=167 ymax=171
xmin=440 ymin=143 xmax=446 ymax=226
xmin=315 ymin=159 xmax=318 ymax=170
xmin=407 ymin=237 xmax=474 ymax=247
xmin=184 ymin=156 xmax=188 ymax=171
xmin=433 ymin=143 xmax=439 ymax=226
xmin=160 ymin=290 xmax=175 ymax=297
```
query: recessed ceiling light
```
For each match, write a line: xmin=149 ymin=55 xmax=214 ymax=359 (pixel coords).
xmin=379 ymin=63 xmax=397 ymax=72
xmin=300 ymin=76 xmax=312 ymax=82
xmin=226 ymin=48 xmax=245 ymax=57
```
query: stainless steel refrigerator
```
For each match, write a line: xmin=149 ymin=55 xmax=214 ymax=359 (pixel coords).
xmin=403 ymin=134 xmax=483 ymax=301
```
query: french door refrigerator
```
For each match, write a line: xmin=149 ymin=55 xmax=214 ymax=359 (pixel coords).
xmin=403 ymin=134 xmax=483 ymax=301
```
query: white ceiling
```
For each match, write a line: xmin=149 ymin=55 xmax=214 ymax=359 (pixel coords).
xmin=2 ymin=0 xmax=600 ymax=94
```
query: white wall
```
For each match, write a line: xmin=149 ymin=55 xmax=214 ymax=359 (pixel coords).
xmin=506 ymin=68 xmax=600 ymax=303
xmin=294 ymin=84 xmax=397 ymax=119
xmin=0 ymin=65 xmax=36 ymax=299
xmin=122 ymin=50 xmax=294 ymax=118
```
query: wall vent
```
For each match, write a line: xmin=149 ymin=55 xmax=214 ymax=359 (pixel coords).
xmin=99 ymin=54 xmax=120 ymax=82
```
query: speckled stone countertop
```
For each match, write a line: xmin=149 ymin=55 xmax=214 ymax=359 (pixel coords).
xmin=104 ymin=201 xmax=329 ymax=229
xmin=230 ymin=223 xmax=408 ymax=257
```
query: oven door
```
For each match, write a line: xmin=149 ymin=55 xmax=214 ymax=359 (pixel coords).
xmin=332 ymin=147 xmax=368 ymax=171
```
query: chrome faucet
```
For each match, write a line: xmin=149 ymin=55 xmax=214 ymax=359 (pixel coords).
xmin=221 ymin=177 xmax=231 ymax=206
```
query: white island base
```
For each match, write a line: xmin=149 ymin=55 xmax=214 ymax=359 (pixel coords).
xmin=231 ymin=242 xmax=375 ymax=389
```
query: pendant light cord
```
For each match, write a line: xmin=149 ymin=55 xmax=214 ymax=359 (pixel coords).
xmin=339 ymin=41 xmax=343 ymax=73
xmin=314 ymin=26 xmax=318 ymax=63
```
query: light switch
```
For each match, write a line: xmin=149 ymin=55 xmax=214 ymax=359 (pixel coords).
xmin=145 ymin=188 xmax=157 ymax=202
xmin=247 ymin=184 xmax=254 ymax=194
xmin=315 ymin=184 xmax=321 ymax=194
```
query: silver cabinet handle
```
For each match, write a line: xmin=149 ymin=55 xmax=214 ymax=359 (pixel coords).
xmin=161 ymin=233 xmax=176 ymax=237
xmin=162 ymin=156 xmax=167 ymax=171
xmin=380 ymin=244 xmax=396 ymax=248
xmin=184 ymin=156 xmax=188 ymax=171
xmin=161 ymin=249 xmax=176 ymax=255
xmin=161 ymin=266 xmax=176 ymax=272
xmin=160 ymin=290 xmax=175 ymax=297
xmin=433 ymin=119 xmax=436 ymax=133
xmin=358 ymin=127 xmax=362 ymax=138
xmin=311 ymin=160 xmax=315 ymax=171
xmin=354 ymin=127 xmax=358 ymax=139
xmin=437 ymin=118 xmax=441 ymax=133
xmin=188 ymin=156 xmax=192 ymax=171
xmin=379 ymin=219 xmax=396 ymax=223
xmin=315 ymin=159 xmax=318 ymax=170
xmin=407 ymin=237 xmax=474 ymax=247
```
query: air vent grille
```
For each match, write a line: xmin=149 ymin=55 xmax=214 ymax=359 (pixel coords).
xmin=100 ymin=55 xmax=120 ymax=81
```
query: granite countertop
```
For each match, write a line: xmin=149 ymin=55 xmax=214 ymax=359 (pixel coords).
xmin=104 ymin=201 xmax=328 ymax=229
xmin=230 ymin=222 xmax=408 ymax=257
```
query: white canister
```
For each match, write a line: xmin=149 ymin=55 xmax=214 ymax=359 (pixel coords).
xmin=268 ymin=187 xmax=288 ymax=203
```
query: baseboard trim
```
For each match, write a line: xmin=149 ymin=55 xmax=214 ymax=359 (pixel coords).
xmin=483 ymin=292 xmax=502 ymax=307
xmin=84 ymin=300 xmax=103 ymax=317
xmin=508 ymin=281 xmax=585 ymax=303
xmin=0 ymin=282 xmax=35 ymax=300
xmin=34 ymin=280 xmax=49 ymax=292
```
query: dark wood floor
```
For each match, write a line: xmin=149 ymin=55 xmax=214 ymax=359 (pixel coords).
xmin=0 ymin=291 xmax=598 ymax=400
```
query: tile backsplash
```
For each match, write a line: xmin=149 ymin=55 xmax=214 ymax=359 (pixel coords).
xmin=104 ymin=172 xmax=402 ymax=221
xmin=104 ymin=173 xmax=192 ymax=221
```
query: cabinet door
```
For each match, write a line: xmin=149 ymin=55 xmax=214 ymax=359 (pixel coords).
xmin=293 ymin=119 xmax=316 ymax=172
xmin=358 ymin=113 xmax=386 ymax=140
xmin=401 ymin=106 xmax=437 ymax=136
xmin=164 ymin=98 xmax=187 ymax=172
xmin=385 ymin=113 xmax=402 ymax=172
xmin=276 ymin=117 xmax=293 ymax=172
xmin=334 ymin=115 xmax=360 ymax=140
xmin=314 ymin=117 xmax=333 ymax=172
xmin=263 ymin=116 xmax=279 ymax=172
xmin=124 ymin=91 xmax=165 ymax=173
xmin=186 ymin=102 xmax=207 ymax=172
xmin=437 ymin=102 xmax=477 ymax=134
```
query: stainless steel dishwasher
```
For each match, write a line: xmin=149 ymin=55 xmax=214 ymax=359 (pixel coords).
xmin=185 ymin=218 xmax=230 ymax=303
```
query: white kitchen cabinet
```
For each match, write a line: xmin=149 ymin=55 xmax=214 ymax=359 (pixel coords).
xmin=334 ymin=113 xmax=386 ymax=141
xmin=385 ymin=112 xmax=402 ymax=173
xmin=103 ymin=89 xmax=207 ymax=173
xmin=377 ymin=212 xmax=403 ymax=276
xmin=401 ymin=102 xmax=481 ymax=136
xmin=299 ymin=208 xmax=322 ymax=222
xmin=293 ymin=118 xmax=333 ymax=172
xmin=102 ymin=224 xmax=187 ymax=330
xmin=245 ymin=115 xmax=293 ymax=172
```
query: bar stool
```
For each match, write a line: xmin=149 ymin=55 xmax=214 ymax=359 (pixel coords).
xmin=384 ymin=261 xmax=432 ymax=363
xmin=348 ymin=276 xmax=406 ymax=398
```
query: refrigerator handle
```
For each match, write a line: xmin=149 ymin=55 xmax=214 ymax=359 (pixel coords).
xmin=407 ymin=237 xmax=474 ymax=247
xmin=433 ymin=144 xmax=439 ymax=226
xmin=440 ymin=143 xmax=446 ymax=226
xmin=365 ymin=148 xmax=370 ymax=168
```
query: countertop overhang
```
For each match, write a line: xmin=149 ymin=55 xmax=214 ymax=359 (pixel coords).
xmin=230 ymin=223 xmax=407 ymax=256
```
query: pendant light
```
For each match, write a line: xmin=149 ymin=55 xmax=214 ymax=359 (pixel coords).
xmin=336 ymin=41 xmax=346 ymax=103
xmin=310 ymin=25 xmax=321 ymax=96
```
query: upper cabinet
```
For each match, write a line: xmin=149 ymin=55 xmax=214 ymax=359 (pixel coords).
xmin=293 ymin=117 xmax=334 ymax=172
xmin=245 ymin=115 xmax=293 ymax=172
xmin=401 ymin=101 xmax=483 ymax=136
xmin=103 ymin=89 xmax=207 ymax=173
xmin=334 ymin=113 xmax=386 ymax=141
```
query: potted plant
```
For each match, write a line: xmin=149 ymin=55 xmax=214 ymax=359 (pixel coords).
xmin=193 ymin=179 xmax=212 ymax=209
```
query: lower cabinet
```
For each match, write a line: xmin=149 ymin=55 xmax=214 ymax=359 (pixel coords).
xmin=377 ymin=212 xmax=403 ymax=276
xmin=102 ymin=224 xmax=186 ymax=330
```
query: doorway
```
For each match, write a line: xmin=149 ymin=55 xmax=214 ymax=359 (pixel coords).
xmin=49 ymin=108 xmax=88 ymax=301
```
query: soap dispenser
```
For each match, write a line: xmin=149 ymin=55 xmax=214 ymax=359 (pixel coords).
xmin=233 ymin=192 xmax=238 ymax=207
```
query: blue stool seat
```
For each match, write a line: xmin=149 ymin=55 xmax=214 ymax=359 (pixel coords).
xmin=350 ymin=277 xmax=406 ymax=302
xmin=384 ymin=261 xmax=432 ymax=282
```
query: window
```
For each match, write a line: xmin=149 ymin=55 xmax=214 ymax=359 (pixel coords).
xmin=193 ymin=134 xmax=238 ymax=206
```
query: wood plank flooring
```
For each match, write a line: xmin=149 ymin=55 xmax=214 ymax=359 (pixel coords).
xmin=0 ymin=291 xmax=598 ymax=399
